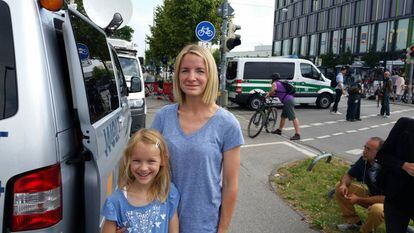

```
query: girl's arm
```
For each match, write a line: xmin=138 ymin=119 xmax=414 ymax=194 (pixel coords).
xmin=101 ymin=220 xmax=117 ymax=233
xmin=168 ymin=211 xmax=179 ymax=233
xmin=218 ymin=146 xmax=241 ymax=233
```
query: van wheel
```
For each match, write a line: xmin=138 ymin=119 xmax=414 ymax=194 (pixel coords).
xmin=316 ymin=93 xmax=332 ymax=109
xmin=248 ymin=95 xmax=262 ymax=110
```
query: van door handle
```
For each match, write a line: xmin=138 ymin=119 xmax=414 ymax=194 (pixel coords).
xmin=122 ymin=102 xmax=127 ymax=108
xmin=119 ymin=116 xmax=125 ymax=126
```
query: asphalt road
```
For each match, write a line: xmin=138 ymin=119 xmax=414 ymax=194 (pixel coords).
xmin=146 ymin=96 xmax=414 ymax=233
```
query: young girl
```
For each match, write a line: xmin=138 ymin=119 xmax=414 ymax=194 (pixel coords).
xmin=101 ymin=129 xmax=179 ymax=233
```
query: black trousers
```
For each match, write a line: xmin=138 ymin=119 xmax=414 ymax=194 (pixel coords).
xmin=384 ymin=200 xmax=414 ymax=233
xmin=332 ymin=89 xmax=342 ymax=112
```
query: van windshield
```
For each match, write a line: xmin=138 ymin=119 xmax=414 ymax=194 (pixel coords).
xmin=226 ymin=61 xmax=237 ymax=80
xmin=119 ymin=57 xmax=141 ymax=79
xmin=0 ymin=1 xmax=17 ymax=120
xmin=244 ymin=62 xmax=294 ymax=80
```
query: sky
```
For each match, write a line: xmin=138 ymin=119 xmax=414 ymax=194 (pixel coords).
xmin=128 ymin=0 xmax=274 ymax=57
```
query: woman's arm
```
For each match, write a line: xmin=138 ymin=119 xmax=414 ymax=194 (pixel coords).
xmin=218 ymin=146 xmax=241 ymax=233
xmin=168 ymin=211 xmax=179 ymax=233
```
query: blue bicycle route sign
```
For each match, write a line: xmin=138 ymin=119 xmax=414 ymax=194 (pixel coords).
xmin=195 ymin=21 xmax=215 ymax=42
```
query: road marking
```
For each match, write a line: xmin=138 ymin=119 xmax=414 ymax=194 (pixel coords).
xmin=242 ymin=141 xmax=317 ymax=157
xmin=370 ymin=125 xmax=380 ymax=128
xmin=301 ymin=138 xmax=315 ymax=142
xmin=346 ymin=149 xmax=363 ymax=155
xmin=358 ymin=127 xmax=370 ymax=131
xmin=346 ymin=130 xmax=358 ymax=133
xmin=301 ymin=125 xmax=311 ymax=128
xmin=332 ymin=132 xmax=345 ymax=136
xmin=311 ymin=123 xmax=324 ymax=126
xmin=317 ymin=135 xmax=331 ymax=139
xmin=361 ymin=116 xmax=369 ymax=119
xmin=325 ymin=121 xmax=336 ymax=124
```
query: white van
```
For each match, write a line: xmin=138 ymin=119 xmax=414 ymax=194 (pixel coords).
xmin=108 ymin=38 xmax=146 ymax=133
xmin=226 ymin=57 xmax=334 ymax=110
xmin=0 ymin=1 xmax=131 ymax=232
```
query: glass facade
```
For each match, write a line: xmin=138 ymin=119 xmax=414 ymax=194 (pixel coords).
xmin=272 ymin=0 xmax=414 ymax=57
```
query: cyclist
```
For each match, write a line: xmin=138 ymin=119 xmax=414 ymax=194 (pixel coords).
xmin=267 ymin=73 xmax=301 ymax=140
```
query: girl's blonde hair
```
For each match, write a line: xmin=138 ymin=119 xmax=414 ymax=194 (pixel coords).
xmin=118 ymin=128 xmax=171 ymax=202
xmin=173 ymin=44 xmax=219 ymax=105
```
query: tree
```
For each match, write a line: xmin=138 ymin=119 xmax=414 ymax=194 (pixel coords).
xmin=338 ymin=47 xmax=353 ymax=65
xmin=147 ymin=0 xmax=222 ymax=64
xmin=362 ymin=45 xmax=381 ymax=68
xmin=320 ymin=52 xmax=338 ymax=69
xmin=74 ymin=0 xmax=134 ymax=41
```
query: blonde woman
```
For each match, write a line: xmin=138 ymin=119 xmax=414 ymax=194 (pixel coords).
xmin=151 ymin=44 xmax=244 ymax=233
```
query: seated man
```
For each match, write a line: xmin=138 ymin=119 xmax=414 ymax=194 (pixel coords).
xmin=335 ymin=137 xmax=385 ymax=232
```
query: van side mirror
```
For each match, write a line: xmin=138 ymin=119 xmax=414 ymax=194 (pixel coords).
xmin=130 ymin=76 xmax=142 ymax=93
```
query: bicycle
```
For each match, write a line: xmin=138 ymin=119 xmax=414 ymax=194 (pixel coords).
xmin=247 ymin=93 xmax=278 ymax=138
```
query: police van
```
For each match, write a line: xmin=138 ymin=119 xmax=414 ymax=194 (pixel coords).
xmin=0 ymin=0 xmax=132 ymax=232
xmin=108 ymin=38 xmax=146 ymax=133
xmin=226 ymin=57 xmax=334 ymax=110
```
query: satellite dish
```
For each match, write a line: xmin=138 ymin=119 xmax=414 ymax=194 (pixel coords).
xmin=83 ymin=0 xmax=132 ymax=29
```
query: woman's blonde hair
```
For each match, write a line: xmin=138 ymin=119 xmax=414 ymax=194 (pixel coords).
xmin=173 ymin=44 xmax=218 ymax=105
xmin=118 ymin=128 xmax=171 ymax=202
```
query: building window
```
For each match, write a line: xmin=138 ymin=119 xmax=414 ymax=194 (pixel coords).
xmin=406 ymin=0 xmax=413 ymax=15
xmin=318 ymin=11 xmax=327 ymax=31
xmin=299 ymin=17 xmax=307 ymax=35
xmin=376 ymin=22 xmax=387 ymax=52
xmin=312 ymin=0 xmax=320 ymax=12
xmin=283 ymin=22 xmax=289 ymax=38
xmin=322 ymin=0 xmax=331 ymax=8
xmin=290 ymin=19 xmax=298 ymax=37
xmin=387 ymin=21 xmax=395 ymax=52
xmin=320 ymin=32 xmax=328 ymax=54
xmin=341 ymin=4 xmax=350 ymax=27
xmin=369 ymin=24 xmax=376 ymax=50
xmin=344 ymin=28 xmax=353 ymax=52
xmin=283 ymin=39 xmax=291 ymax=56
xmin=395 ymin=19 xmax=409 ymax=51
xmin=332 ymin=30 xmax=340 ymax=54
xmin=308 ymin=14 xmax=317 ymax=33
xmin=371 ymin=0 xmax=385 ymax=21
xmin=355 ymin=0 xmax=365 ymax=24
xmin=329 ymin=8 xmax=337 ymax=29
xmin=274 ymin=41 xmax=282 ymax=56
xmin=309 ymin=34 xmax=317 ymax=56
xmin=303 ymin=0 xmax=310 ymax=14
xmin=292 ymin=37 xmax=300 ymax=55
xmin=359 ymin=25 xmax=369 ymax=53
xmin=296 ymin=1 xmax=302 ymax=17
xmin=301 ymin=36 xmax=308 ymax=56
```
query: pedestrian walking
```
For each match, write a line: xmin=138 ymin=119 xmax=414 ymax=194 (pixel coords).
xmin=378 ymin=71 xmax=393 ymax=118
xmin=151 ymin=44 xmax=244 ymax=233
xmin=331 ymin=66 xmax=347 ymax=115
xmin=346 ymin=80 xmax=362 ymax=122
xmin=376 ymin=117 xmax=414 ymax=233
xmin=395 ymin=73 xmax=405 ymax=102
xmin=267 ymin=73 xmax=301 ymax=140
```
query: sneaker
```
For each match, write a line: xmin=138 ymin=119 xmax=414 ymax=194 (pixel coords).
xmin=336 ymin=223 xmax=361 ymax=231
xmin=290 ymin=134 xmax=300 ymax=140
xmin=272 ymin=129 xmax=282 ymax=135
xmin=384 ymin=115 xmax=390 ymax=118
xmin=335 ymin=111 xmax=342 ymax=115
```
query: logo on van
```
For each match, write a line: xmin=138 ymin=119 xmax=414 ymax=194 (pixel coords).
xmin=103 ymin=116 xmax=121 ymax=157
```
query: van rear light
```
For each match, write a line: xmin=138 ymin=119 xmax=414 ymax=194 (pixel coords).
xmin=236 ymin=79 xmax=242 ymax=93
xmin=11 ymin=164 xmax=62 ymax=231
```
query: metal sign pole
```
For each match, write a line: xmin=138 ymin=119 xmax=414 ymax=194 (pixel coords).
xmin=219 ymin=1 xmax=228 ymax=107
xmin=409 ymin=63 xmax=413 ymax=103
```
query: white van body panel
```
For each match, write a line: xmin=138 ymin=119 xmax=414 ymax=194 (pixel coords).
xmin=0 ymin=1 xmax=130 ymax=232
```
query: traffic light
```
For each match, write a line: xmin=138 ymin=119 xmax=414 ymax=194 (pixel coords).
xmin=224 ymin=22 xmax=241 ymax=52
xmin=405 ymin=44 xmax=414 ymax=63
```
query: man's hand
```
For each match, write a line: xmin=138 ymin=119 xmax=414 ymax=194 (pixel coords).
xmin=402 ymin=162 xmax=414 ymax=177
xmin=345 ymin=193 xmax=360 ymax=205
xmin=338 ymin=184 xmax=348 ymax=196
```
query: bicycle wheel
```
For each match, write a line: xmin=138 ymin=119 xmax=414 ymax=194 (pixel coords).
xmin=265 ymin=107 xmax=278 ymax=133
xmin=248 ymin=111 xmax=265 ymax=138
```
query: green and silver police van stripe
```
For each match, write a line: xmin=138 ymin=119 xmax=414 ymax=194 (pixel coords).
xmin=226 ymin=57 xmax=334 ymax=110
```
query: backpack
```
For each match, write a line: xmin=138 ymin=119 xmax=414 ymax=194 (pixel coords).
xmin=280 ymin=81 xmax=296 ymax=95
xmin=330 ymin=76 xmax=337 ymax=88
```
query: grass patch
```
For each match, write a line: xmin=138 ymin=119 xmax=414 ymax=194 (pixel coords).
xmin=271 ymin=157 xmax=388 ymax=233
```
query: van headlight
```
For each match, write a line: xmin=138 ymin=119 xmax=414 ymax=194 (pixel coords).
xmin=128 ymin=99 xmax=144 ymax=108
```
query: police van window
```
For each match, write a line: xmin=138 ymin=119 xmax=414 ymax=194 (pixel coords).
xmin=244 ymin=62 xmax=294 ymax=80
xmin=300 ymin=63 xmax=321 ymax=80
xmin=111 ymin=48 xmax=128 ymax=97
xmin=0 ymin=1 xmax=18 ymax=120
xmin=69 ymin=11 xmax=119 ymax=124
xmin=226 ymin=61 xmax=237 ymax=80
